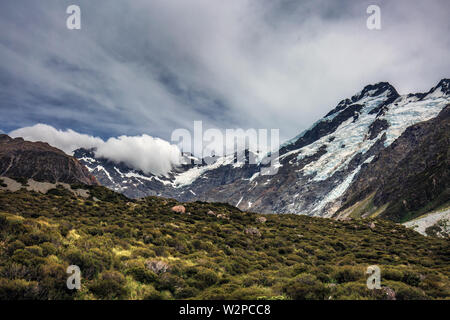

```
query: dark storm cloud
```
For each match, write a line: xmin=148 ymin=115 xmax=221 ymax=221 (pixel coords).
xmin=1 ymin=0 xmax=449 ymax=143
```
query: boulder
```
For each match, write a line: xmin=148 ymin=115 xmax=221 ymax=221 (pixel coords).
xmin=381 ymin=287 xmax=396 ymax=300
xmin=256 ymin=216 xmax=267 ymax=223
xmin=145 ymin=260 xmax=170 ymax=274
xmin=171 ymin=205 xmax=186 ymax=214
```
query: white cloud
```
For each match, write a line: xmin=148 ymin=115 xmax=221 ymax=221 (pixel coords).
xmin=9 ymin=124 xmax=103 ymax=154
xmin=9 ymin=124 xmax=182 ymax=176
xmin=95 ymin=135 xmax=182 ymax=177
xmin=1 ymin=1 xmax=449 ymax=143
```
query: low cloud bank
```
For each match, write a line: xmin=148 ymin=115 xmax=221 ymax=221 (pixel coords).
xmin=10 ymin=124 xmax=103 ymax=154
xmin=95 ymin=135 xmax=182 ymax=177
xmin=9 ymin=124 xmax=182 ymax=176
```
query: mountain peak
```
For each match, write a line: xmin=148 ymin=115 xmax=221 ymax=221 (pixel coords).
xmin=351 ymin=82 xmax=398 ymax=102
xmin=410 ymin=78 xmax=450 ymax=100
xmin=0 ymin=134 xmax=12 ymax=142
xmin=436 ymin=78 xmax=450 ymax=94
xmin=324 ymin=82 xmax=398 ymax=119
xmin=74 ymin=147 xmax=96 ymax=159
xmin=0 ymin=137 xmax=99 ymax=185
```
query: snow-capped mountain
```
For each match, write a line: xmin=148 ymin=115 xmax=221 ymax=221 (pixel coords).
xmin=76 ymin=79 xmax=450 ymax=217
xmin=74 ymin=147 xmax=259 ymax=200
xmin=335 ymin=103 xmax=449 ymax=222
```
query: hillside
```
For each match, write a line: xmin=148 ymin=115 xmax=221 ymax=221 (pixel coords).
xmin=0 ymin=184 xmax=448 ymax=300
xmin=335 ymin=105 xmax=450 ymax=222
xmin=0 ymin=135 xmax=98 ymax=186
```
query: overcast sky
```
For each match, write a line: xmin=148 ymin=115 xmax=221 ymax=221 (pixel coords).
xmin=1 ymin=0 xmax=449 ymax=174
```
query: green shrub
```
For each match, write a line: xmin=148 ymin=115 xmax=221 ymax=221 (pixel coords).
xmin=40 ymin=242 xmax=57 ymax=256
xmin=89 ymin=271 xmax=129 ymax=300
xmin=229 ymin=286 xmax=273 ymax=300
xmin=143 ymin=286 xmax=164 ymax=300
xmin=21 ymin=231 xmax=53 ymax=246
xmin=402 ymin=271 xmax=421 ymax=287
xmin=383 ymin=267 xmax=404 ymax=282
xmin=283 ymin=273 xmax=329 ymax=300
xmin=125 ymin=266 xmax=157 ymax=284
xmin=389 ymin=281 xmax=429 ymax=300
xmin=39 ymin=262 xmax=74 ymax=300
xmin=6 ymin=240 xmax=25 ymax=255
xmin=47 ymin=187 xmax=73 ymax=197
xmin=156 ymin=273 xmax=185 ymax=293
xmin=419 ymin=274 xmax=449 ymax=298
xmin=65 ymin=249 xmax=105 ymax=279
xmin=131 ymin=248 xmax=155 ymax=259
xmin=193 ymin=268 xmax=219 ymax=289
xmin=0 ymin=279 xmax=39 ymax=300
xmin=175 ymin=286 xmax=200 ymax=299
xmin=25 ymin=245 xmax=43 ymax=257
xmin=333 ymin=266 xmax=363 ymax=284
xmin=332 ymin=282 xmax=370 ymax=300
xmin=154 ymin=246 xmax=168 ymax=257
xmin=0 ymin=263 xmax=31 ymax=280
xmin=11 ymin=249 xmax=45 ymax=267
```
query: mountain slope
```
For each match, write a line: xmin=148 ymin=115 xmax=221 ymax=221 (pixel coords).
xmin=0 ymin=134 xmax=98 ymax=185
xmin=75 ymin=79 xmax=450 ymax=218
xmin=334 ymin=104 xmax=450 ymax=222
xmin=207 ymin=79 xmax=449 ymax=217
xmin=74 ymin=148 xmax=260 ymax=199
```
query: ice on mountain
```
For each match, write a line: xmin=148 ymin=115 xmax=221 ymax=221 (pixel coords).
xmin=301 ymin=85 xmax=448 ymax=214
xmin=298 ymin=93 xmax=388 ymax=181
xmin=114 ymin=167 xmax=124 ymax=177
xmin=249 ymin=172 xmax=260 ymax=182
xmin=236 ymin=196 xmax=244 ymax=207
xmin=79 ymin=157 xmax=96 ymax=164
xmin=382 ymin=94 xmax=448 ymax=147
xmin=364 ymin=155 xmax=375 ymax=164
xmin=172 ymin=154 xmax=235 ymax=187
xmin=124 ymin=171 xmax=154 ymax=182
xmin=311 ymin=163 xmax=363 ymax=216
xmin=92 ymin=165 xmax=114 ymax=183
xmin=154 ymin=176 xmax=172 ymax=185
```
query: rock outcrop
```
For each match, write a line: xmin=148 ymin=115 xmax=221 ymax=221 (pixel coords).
xmin=0 ymin=135 xmax=98 ymax=185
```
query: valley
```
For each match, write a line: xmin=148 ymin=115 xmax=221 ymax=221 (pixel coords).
xmin=0 ymin=79 xmax=448 ymax=300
